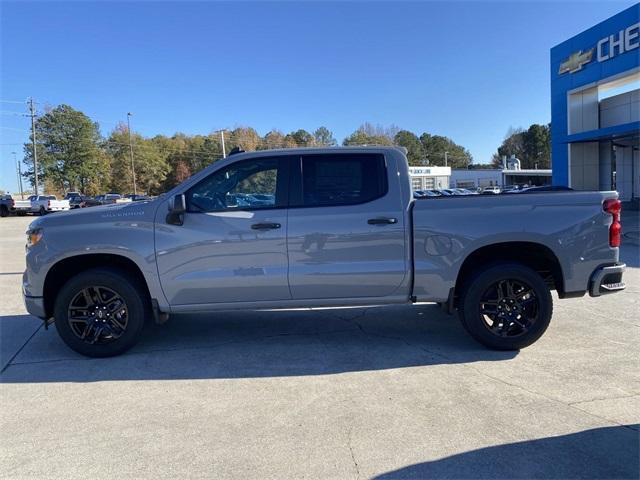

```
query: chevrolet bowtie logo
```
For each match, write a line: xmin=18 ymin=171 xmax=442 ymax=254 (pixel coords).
xmin=559 ymin=49 xmax=594 ymax=74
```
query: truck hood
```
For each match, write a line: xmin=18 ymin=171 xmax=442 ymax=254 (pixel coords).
xmin=28 ymin=200 xmax=159 ymax=230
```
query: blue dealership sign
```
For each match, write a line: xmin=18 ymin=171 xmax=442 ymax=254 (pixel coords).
xmin=550 ymin=3 xmax=640 ymax=186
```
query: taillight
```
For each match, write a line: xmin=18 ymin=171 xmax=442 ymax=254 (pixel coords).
xmin=10 ymin=200 xmax=14 ymax=207
xmin=603 ymin=198 xmax=622 ymax=247
xmin=47 ymin=200 xmax=51 ymax=208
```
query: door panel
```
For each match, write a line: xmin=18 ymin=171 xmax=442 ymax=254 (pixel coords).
xmin=156 ymin=210 xmax=289 ymax=305
xmin=287 ymin=153 xmax=407 ymax=299
xmin=155 ymin=156 xmax=291 ymax=306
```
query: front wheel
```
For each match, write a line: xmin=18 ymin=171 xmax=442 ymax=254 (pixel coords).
xmin=54 ymin=268 xmax=149 ymax=357
xmin=459 ymin=263 xmax=552 ymax=350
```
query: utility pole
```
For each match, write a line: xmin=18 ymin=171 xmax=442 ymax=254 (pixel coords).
xmin=444 ymin=151 xmax=448 ymax=167
xmin=220 ymin=130 xmax=226 ymax=158
xmin=13 ymin=152 xmax=24 ymax=199
xmin=127 ymin=112 xmax=137 ymax=195
xmin=28 ymin=98 xmax=39 ymax=195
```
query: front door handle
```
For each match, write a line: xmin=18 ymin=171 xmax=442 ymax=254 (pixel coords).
xmin=251 ymin=222 xmax=281 ymax=230
xmin=368 ymin=217 xmax=398 ymax=225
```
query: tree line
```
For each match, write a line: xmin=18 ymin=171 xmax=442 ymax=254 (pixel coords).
xmin=19 ymin=104 xmax=549 ymax=196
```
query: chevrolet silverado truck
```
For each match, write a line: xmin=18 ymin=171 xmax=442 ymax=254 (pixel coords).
xmin=22 ymin=147 xmax=626 ymax=357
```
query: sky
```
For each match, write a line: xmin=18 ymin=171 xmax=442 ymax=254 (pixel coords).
xmin=1 ymin=0 xmax=637 ymax=194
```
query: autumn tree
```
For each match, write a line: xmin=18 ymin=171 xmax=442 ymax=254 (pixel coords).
xmin=105 ymin=124 xmax=169 ymax=195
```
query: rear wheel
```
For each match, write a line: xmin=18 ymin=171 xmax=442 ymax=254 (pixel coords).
xmin=54 ymin=268 xmax=149 ymax=357
xmin=0 ymin=205 xmax=7 ymax=217
xmin=39 ymin=206 xmax=46 ymax=216
xmin=459 ymin=263 xmax=552 ymax=350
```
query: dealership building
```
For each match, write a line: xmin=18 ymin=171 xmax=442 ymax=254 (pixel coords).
xmin=551 ymin=4 xmax=639 ymax=204
xmin=408 ymin=166 xmax=451 ymax=190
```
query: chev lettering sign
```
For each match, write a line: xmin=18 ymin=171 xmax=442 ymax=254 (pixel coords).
xmin=597 ymin=22 xmax=640 ymax=61
xmin=559 ymin=22 xmax=639 ymax=74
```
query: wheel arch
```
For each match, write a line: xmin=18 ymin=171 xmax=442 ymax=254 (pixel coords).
xmin=455 ymin=241 xmax=565 ymax=300
xmin=43 ymin=254 xmax=152 ymax=318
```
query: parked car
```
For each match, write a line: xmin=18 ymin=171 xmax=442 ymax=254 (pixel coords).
xmin=14 ymin=195 xmax=70 ymax=215
xmin=99 ymin=193 xmax=124 ymax=205
xmin=508 ymin=186 xmax=574 ymax=194
xmin=482 ymin=186 xmax=501 ymax=194
xmin=501 ymin=185 xmax=521 ymax=193
xmin=68 ymin=195 xmax=102 ymax=209
xmin=453 ymin=188 xmax=478 ymax=195
xmin=64 ymin=192 xmax=81 ymax=200
xmin=126 ymin=194 xmax=151 ymax=202
xmin=23 ymin=146 xmax=626 ymax=357
xmin=0 ymin=194 xmax=16 ymax=217
xmin=413 ymin=190 xmax=441 ymax=198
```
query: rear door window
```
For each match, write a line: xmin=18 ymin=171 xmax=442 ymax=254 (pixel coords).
xmin=298 ymin=154 xmax=387 ymax=207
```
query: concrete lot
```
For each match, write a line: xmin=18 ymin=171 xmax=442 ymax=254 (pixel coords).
xmin=1 ymin=214 xmax=639 ymax=479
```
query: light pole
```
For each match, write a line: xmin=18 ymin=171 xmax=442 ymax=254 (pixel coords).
xmin=28 ymin=98 xmax=39 ymax=195
xmin=127 ymin=113 xmax=137 ymax=195
xmin=13 ymin=152 xmax=24 ymax=199
xmin=444 ymin=151 xmax=448 ymax=167
xmin=220 ymin=130 xmax=226 ymax=158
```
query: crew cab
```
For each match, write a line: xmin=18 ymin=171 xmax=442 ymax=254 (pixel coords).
xmin=15 ymin=195 xmax=70 ymax=215
xmin=22 ymin=147 xmax=626 ymax=357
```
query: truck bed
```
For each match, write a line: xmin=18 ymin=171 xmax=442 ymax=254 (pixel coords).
xmin=411 ymin=190 xmax=618 ymax=302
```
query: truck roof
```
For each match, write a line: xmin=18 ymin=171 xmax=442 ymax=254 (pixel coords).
xmin=226 ymin=145 xmax=407 ymax=160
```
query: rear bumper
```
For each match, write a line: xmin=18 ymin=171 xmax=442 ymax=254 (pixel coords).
xmin=589 ymin=263 xmax=626 ymax=297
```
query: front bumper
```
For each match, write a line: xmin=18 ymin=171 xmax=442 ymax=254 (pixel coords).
xmin=589 ymin=263 xmax=626 ymax=297
xmin=23 ymin=294 xmax=47 ymax=319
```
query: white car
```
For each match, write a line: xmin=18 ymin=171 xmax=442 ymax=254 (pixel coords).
xmin=15 ymin=195 xmax=70 ymax=215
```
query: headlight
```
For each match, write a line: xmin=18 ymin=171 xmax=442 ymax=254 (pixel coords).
xmin=26 ymin=228 xmax=43 ymax=248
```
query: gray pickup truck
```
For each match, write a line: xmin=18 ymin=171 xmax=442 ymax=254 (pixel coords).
xmin=22 ymin=147 xmax=626 ymax=357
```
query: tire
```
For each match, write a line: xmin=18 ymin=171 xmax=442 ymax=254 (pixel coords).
xmin=458 ymin=263 xmax=552 ymax=350
xmin=39 ymin=206 xmax=46 ymax=216
xmin=54 ymin=268 xmax=150 ymax=357
xmin=0 ymin=206 xmax=7 ymax=217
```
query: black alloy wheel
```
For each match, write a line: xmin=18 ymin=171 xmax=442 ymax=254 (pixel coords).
xmin=459 ymin=263 xmax=553 ymax=350
xmin=54 ymin=268 xmax=149 ymax=357
xmin=478 ymin=279 xmax=539 ymax=338
xmin=67 ymin=286 xmax=129 ymax=345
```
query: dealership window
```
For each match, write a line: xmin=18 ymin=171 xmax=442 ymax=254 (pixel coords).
xmin=186 ymin=157 xmax=287 ymax=212
xmin=411 ymin=177 xmax=423 ymax=190
xmin=456 ymin=181 xmax=476 ymax=189
xmin=300 ymin=154 xmax=387 ymax=206
xmin=424 ymin=178 xmax=435 ymax=189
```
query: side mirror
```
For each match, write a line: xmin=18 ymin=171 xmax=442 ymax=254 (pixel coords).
xmin=166 ymin=194 xmax=186 ymax=226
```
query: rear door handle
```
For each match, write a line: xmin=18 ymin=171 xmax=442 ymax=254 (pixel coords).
xmin=367 ymin=217 xmax=398 ymax=225
xmin=251 ymin=222 xmax=281 ymax=230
